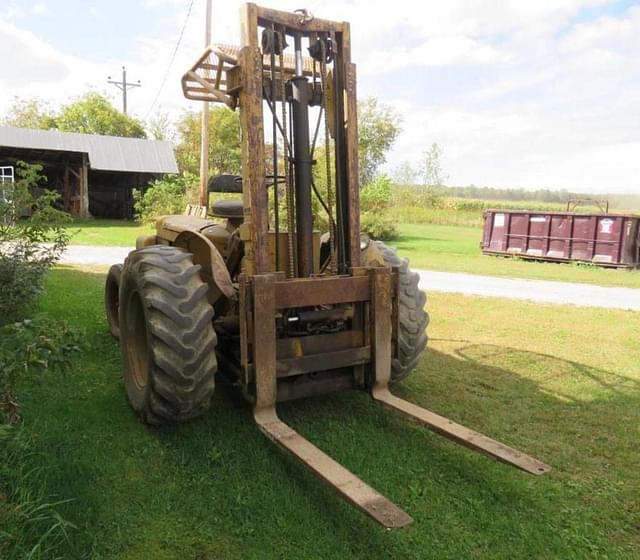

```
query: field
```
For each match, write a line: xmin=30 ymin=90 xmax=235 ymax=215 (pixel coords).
xmin=3 ymin=266 xmax=639 ymax=559
xmin=390 ymin=197 xmax=573 ymax=228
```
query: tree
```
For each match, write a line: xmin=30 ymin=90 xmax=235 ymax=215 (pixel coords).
xmin=357 ymin=97 xmax=402 ymax=186
xmin=1 ymin=94 xmax=146 ymax=138
xmin=147 ymin=111 xmax=175 ymax=142
xmin=1 ymin=97 xmax=57 ymax=129
xmin=420 ymin=143 xmax=447 ymax=188
xmin=393 ymin=161 xmax=417 ymax=186
xmin=56 ymin=93 xmax=146 ymax=138
xmin=175 ymin=107 xmax=241 ymax=176
xmin=359 ymin=174 xmax=397 ymax=240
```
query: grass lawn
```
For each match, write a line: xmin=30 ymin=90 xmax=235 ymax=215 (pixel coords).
xmin=395 ymin=223 xmax=640 ymax=289
xmin=5 ymin=266 xmax=639 ymax=558
xmin=69 ymin=219 xmax=152 ymax=246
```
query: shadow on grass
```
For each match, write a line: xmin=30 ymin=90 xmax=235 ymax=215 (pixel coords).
xmin=393 ymin=234 xmax=440 ymax=244
xmin=16 ymin=266 xmax=639 ymax=559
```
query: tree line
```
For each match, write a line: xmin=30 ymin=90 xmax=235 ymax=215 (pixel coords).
xmin=6 ymin=93 xmax=631 ymax=210
xmin=437 ymin=185 xmax=640 ymax=210
xmin=1 ymin=93 xmax=402 ymax=189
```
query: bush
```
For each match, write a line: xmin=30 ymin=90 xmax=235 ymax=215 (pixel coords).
xmin=133 ymin=173 xmax=197 ymax=224
xmin=0 ymin=162 xmax=70 ymax=323
xmin=360 ymin=212 xmax=398 ymax=240
xmin=0 ymin=317 xmax=80 ymax=424
xmin=361 ymin=174 xmax=393 ymax=212
xmin=360 ymin=174 xmax=398 ymax=240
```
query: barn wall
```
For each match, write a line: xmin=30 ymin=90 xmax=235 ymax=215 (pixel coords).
xmin=88 ymin=170 xmax=160 ymax=219
xmin=0 ymin=147 xmax=164 ymax=219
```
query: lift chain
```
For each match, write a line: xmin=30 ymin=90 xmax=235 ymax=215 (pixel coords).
xmin=278 ymin=38 xmax=296 ymax=278
xmin=320 ymin=38 xmax=336 ymax=272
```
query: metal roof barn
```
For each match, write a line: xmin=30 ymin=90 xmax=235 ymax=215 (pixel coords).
xmin=0 ymin=126 xmax=177 ymax=174
xmin=0 ymin=126 xmax=178 ymax=219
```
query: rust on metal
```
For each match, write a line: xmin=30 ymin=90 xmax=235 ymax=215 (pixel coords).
xmin=275 ymin=275 xmax=370 ymax=308
xmin=238 ymin=274 xmax=250 ymax=385
xmin=173 ymin=229 xmax=236 ymax=300
xmin=276 ymin=329 xmax=363 ymax=358
xmin=252 ymin=274 xmax=277 ymax=410
xmin=276 ymin=346 xmax=370 ymax=377
xmin=345 ymin=62 xmax=361 ymax=266
xmin=254 ymin=407 xmax=413 ymax=528
xmin=255 ymin=5 xmax=348 ymax=33
xmin=181 ymin=46 xmax=236 ymax=107
xmin=371 ymin=389 xmax=551 ymax=475
xmin=238 ymin=44 xmax=269 ymax=274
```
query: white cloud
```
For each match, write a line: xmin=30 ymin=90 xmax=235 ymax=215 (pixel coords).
xmin=560 ymin=5 xmax=640 ymax=53
xmin=361 ymin=36 xmax=511 ymax=75
xmin=31 ymin=2 xmax=47 ymax=16
xmin=0 ymin=22 xmax=69 ymax=86
xmin=0 ymin=4 xmax=23 ymax=21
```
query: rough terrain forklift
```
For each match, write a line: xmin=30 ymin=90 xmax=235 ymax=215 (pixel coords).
xmin=105 ymin=4 xmax=550 ymax=527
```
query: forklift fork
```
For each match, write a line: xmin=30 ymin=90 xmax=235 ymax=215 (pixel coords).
xmin=250 ymin=270 xmax=550 ymax=529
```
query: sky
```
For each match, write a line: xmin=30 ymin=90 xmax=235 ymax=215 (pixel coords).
xmin=1 ymin=0 xmax=639 ymax=193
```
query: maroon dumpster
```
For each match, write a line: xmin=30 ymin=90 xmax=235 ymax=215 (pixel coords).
xmin=481 ymin=210 xmax=640 ymax=268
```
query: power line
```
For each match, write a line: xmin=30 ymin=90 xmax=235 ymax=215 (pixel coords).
xmin=144 ymin=0 xmax=195 ymax=120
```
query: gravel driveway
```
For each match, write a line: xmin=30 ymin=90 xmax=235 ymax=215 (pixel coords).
xmin=60 ymin=245 xmax=640 ymax=311
xmin=60 ymin=245 xmax=131 ymax=266
xmin=417 ymin=270 xmax=640 ymax=311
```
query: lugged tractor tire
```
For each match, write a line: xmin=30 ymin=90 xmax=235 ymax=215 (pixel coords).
xmin=364 ymin=241 xmax=429 ymax=383
xmin=105 ymin=263 xmax=123 ymax=339
xmin=118 ymin=245 xmax=217 ymax=425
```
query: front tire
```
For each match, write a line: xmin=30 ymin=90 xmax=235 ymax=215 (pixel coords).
xmin=363 ymin=241 xmax=429 ymax=383
xmin=119 ymin=245 xmax=217 ymax=424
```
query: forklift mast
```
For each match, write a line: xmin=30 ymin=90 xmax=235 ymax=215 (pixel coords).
xmin=182 ymin=4 xmax=359 ymax=277
xmin=237 ymin=5 xmax=359 ymax=277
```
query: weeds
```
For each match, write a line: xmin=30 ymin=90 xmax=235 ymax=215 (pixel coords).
xmin=0 ymin=427 xmax=76 ymax=559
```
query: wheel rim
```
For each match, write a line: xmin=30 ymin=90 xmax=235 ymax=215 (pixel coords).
xmin=126 ymin=291 xmax=150 ymax=390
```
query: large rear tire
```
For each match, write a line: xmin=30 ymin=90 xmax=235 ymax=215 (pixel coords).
xmin=105 ymin=263 xmax=123 ymax=339
xmin=363 ymin=241 xmax=429 ymax=383
xmin=119 ymin=245 xmax=217 ymax=424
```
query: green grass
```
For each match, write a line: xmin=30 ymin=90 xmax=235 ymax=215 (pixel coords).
xmin=69 ymin=219 xmax=152 ymax=246
xmin=4 ymin=266 xmax=639 ymax=558
xmin=395 ymin=222 xmax=640 ymax=289
xmin=66 ymin=219 xmax=640 ymax=289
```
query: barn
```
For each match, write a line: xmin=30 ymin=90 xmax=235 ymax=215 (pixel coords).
xmin=0 ymin=126 xmax=178 ymax=219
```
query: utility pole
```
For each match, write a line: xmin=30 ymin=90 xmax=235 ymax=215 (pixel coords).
xmin=107 ymin=66 xmax=141 ymax=114
xmin=199 ymin=0 xmax=212 ymax=208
